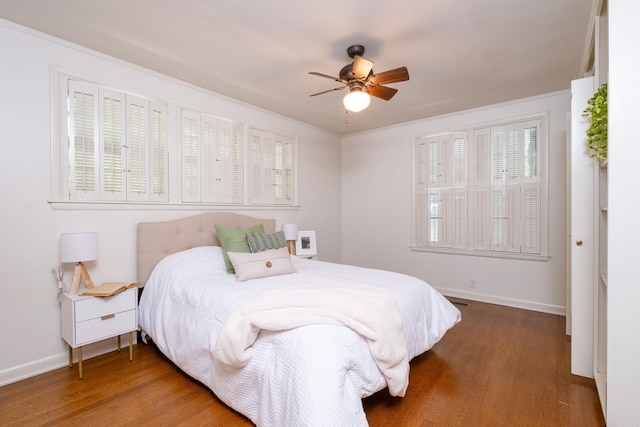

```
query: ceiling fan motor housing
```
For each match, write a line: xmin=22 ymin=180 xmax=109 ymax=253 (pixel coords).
xmin=347 ymin=44 xmax=365 ymax=58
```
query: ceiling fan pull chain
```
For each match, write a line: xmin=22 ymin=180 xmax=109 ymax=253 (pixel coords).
xmin=344 ymin=110 xmax=349 ymax=124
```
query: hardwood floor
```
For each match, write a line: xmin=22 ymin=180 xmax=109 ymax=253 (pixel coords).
xmin=0 ymin=300 xmax=605 ymax=426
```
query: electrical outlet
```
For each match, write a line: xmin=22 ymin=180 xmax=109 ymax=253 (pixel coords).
xmin=470 ymin=278 xmax=477 ymax=288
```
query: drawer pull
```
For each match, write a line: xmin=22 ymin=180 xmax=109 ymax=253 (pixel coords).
xmin=101 ymin=314 xmax=116 ymax=320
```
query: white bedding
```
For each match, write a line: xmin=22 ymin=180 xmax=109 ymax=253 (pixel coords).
xmin=138 ymin=246 xmax=461 ymax=427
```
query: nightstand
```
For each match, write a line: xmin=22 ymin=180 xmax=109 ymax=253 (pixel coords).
xmin=61 ymin=287 xmax=138 ymax=379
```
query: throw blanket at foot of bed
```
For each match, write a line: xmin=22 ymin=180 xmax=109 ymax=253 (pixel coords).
xmin=213 ymin=288 xmax=410 ymax=396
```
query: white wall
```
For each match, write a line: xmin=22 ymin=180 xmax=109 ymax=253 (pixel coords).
xmin=0 ymin=20 xmax=342 ymax=385
xmin=341 ymin=92 xmax=569 ymax=314
xmin=607 ymin=0 xmax=640 ymax=423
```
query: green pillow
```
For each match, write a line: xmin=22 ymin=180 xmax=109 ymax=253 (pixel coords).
xmin=246 ymin=231 xmax=287 ymax=253
xmin=215 ymin=223 xmax=265 ymax=274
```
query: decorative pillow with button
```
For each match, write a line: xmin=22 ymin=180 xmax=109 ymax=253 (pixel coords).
xmin=215 ymin=223 xmax=265 ymax=274
xmin=246 ymin=231 xmax=287 ymax=253
xmin=227 ymin=247 xmax=296 ymax=282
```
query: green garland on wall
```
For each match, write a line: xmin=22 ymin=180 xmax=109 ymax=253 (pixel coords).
xmin=582 ymin=83 xmax=608 ymax=161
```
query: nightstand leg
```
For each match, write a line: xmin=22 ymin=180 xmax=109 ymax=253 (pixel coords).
xmin=78 ymin=346 xmax=83 ymax=379
xmin=129 ymin=332 xmax=133 ymax=361
xmin=68 ymin=346 xmax=73 ymax=368
xmin=117 ymin=335 xmax=121 ymax=352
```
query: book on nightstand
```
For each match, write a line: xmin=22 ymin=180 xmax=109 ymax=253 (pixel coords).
xmin=80 ymin=282 xmax=139 ymax=297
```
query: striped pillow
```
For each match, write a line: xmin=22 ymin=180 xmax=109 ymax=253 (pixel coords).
xmin=246 ymin=231 xmax=287 ymax=253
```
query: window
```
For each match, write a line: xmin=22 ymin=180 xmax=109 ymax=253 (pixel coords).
xmin=413 ymin=116 xmax=547 ymax=258
xmin=65 ymin=80 xmax=168 ymax=202
xmin=250 ymin=129 xmax=295 ymax=205
xmin=181 ymin=111 xmax=244 ymax=204
xmin=56 ymin=74 xmax=298 ymax=208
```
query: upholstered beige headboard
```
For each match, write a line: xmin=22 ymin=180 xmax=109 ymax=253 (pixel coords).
xmin=137 ymin=212 xmax=275 ymax=286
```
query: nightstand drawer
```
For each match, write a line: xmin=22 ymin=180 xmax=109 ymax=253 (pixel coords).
xmin=75 ymin=289 xmax=136 ymax=322
xmin=76 ymin=309 xmax=136 ymax=345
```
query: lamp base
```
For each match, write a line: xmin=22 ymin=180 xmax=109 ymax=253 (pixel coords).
xmin=287 ymin=240 xmax=296 ymax=255
xmin=69 ymin=262 xmax=95 ymax=295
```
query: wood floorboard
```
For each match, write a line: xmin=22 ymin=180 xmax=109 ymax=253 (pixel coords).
xmin=0 ymin=300 xmax=605 ymax=426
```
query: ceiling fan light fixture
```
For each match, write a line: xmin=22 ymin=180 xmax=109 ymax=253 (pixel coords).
xmin=343 ymin=88 xmax=370 ymax=112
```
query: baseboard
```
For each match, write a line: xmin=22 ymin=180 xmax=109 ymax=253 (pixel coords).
xmin=0 ymin=334 xmax=136 ymax=387
xmin=437 ymin=287 xmax=566 ymax=316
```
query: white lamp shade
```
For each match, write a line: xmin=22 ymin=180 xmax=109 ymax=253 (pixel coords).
xmin=281 ymin=224 xmax=298 ymax=241
xmin=60 ymin=232 xmax=98 ymax=263
xmin=343 ymin=90 xmax=370 ymax=112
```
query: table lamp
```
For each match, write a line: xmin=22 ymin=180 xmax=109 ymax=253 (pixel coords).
xmin=282 ymin=224 xmax=298 ymax=255
xmin=60 ymin=232 xmax=98 ymax=294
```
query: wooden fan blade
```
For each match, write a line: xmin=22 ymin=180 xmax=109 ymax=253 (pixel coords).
xmin=352 ymin=55 xmax=374 ymax=80
xmin=367 ymin=85 xmax=398 ymax=101
xmin=370 ymin=67 xmax=410 ymax=85
xmin=309 ymin=86 xmax=346 ymax=97
xmin=309 ymin=71 xmax=343 ymax=83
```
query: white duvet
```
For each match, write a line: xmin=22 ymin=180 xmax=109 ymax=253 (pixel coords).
xmin=138 ymin=246 xmax=461 ymax=427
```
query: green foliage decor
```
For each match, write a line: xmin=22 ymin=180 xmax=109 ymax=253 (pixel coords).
xmin=582 ymin=83 xmax=608 ymax=161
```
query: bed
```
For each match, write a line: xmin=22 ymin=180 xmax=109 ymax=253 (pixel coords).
xmin=137 ymin=212 xmax=461 ymax=426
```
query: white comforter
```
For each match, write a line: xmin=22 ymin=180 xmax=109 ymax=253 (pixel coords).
xmin=138 ymin=246 xmax=461 ymax=427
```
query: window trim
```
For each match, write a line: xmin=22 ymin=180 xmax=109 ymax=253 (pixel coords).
xmin=410 ymin=113 xmax=550 ymax=261
xmin=49 ymin=68 xmax=299 ymax=210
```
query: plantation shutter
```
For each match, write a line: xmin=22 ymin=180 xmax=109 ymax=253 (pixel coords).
xmin=490 ymin=126 xmax=507 ymax=251
xmin=250 ymin=129 xmax=295 ymax=205
xmin=210 ymin=118 xmax=243 ymax=204
xmin=522 ymin=184 xmax=541 ymax=253
xmin=415 ymin=118 xmax=543 ymax=256
xmin=284 ymin=136 xmax=294 ymax=203
xmin=200 ymin=115 xmax=218 ymax=202
xmin=430 ymin=188 xmax=453 ymax=247
xmin=505 ymin=184 xmax=521 ymax=252
xmin=426 ymin=136 xmax=447 ymax=246
xmin=521 ymin=120 xmax=541 ymax=253
xmin=125 ymin=97 xmax=168 ymax=202
xmin=415 ymin=190 xmax=429 ymax=246
xmin=415 ymin=139 xmax=430 ymax=246
xmin=68 ymin=81 xmax=99 ymax=200
xmin=478 ymin=120 xmax=541 ymax=253
xmin=262 ymin=133 xmax=275 ymax=204
xmin=231 ymin=124 xmax=244 ymax=204
xmin=251 ymin=132 xmax=263 ymax=203
xmin=415 ymin=139 xmax=429 ymax=188
xmin=180 ymin=112 xmax=244 ymax=204
xmin=473 ymin=128 xmax=491 ymax=250
xmin=126 ymin=95 xmax=149 ymax=201
xmin=273 ymin=135 xmax=294 ymax=204
xmin=149 ymin=102 xmax=168 ymax=201
xmin=215 ymin=120 xmax=232 ymax=202
xmin=504 ymin=124 xmax=522 ymax=252
xmin=181 ymin=111 xmax=200 ymax=202
xmin=452 ymin=133 xmax=467 ymax=248
xmin=100 ymin=89 xmax=125 ymax=200
xmin=415 ymin=133 xmax=467 ymax=249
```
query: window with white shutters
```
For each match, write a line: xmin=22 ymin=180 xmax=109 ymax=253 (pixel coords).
xmin=413 ymin=117 xmax=546 ymax=258
xmin=65 ymin=79 xmax=168 ymax=202
xmin=180 ymin=111 xmax=244 ymax=204
xmin=57 ymin=74 xmax=298 ymax=208
xmin=250 ymin=129 xmax=295 ymax=205
xmin=68 ymin=81 xmax=99 ymax=201
xmin=415 ymin=132 xmax=467 ymax=249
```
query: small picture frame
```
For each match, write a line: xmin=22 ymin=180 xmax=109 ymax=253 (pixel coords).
xmin=295 ymin=230 xmax=317 ymax=257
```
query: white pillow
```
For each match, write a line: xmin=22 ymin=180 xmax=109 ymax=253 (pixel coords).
xmin=227 ymin=247 xmax=296 ymax=282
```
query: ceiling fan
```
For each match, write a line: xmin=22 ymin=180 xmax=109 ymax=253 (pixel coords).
xmin=309 ymin=44 xmax=410 ymax=113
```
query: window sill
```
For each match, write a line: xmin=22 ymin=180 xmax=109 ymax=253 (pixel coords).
xmin=48 ymin=200 xmax=300 ymax=211
xmin=409 ymin=245 xmax=550 ymax=262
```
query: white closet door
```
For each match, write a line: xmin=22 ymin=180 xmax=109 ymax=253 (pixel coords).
xmin=570 ymin=76 xmax=595 ymax=378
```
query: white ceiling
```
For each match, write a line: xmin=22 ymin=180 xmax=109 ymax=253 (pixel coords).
xmin=0 ymin=0 xmax=594 ymax=135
